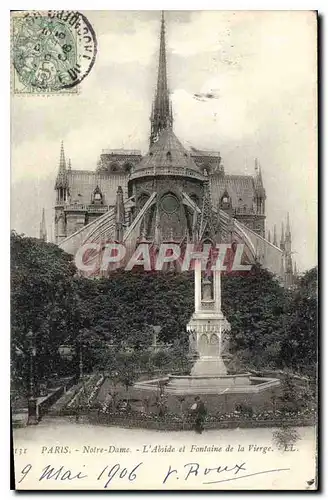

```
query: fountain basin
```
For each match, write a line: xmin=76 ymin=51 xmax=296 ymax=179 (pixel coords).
xmin=134 ymin=373 xmax=280 ymax=396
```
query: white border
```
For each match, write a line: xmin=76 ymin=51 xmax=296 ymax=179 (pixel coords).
xmin=2 ymin=1 xmax=324 ymax=498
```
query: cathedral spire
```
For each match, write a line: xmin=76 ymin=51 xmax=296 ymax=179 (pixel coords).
xmin=285 ymin=212 xmax=291 ymax=240
xmin=55 ymin=141 xmax=68 ymax=190
xmin=150 ymin=11 xmax=172 ymax=146
xmin=39 ymin=208 xmax=47 ymax=242
xmin=254 ymin=159 xmax=266 ymax=217
xmin=280 ymin=221 xmax=285 ymax=251
xmin=273 ymin=224 xmax=277 ymax=246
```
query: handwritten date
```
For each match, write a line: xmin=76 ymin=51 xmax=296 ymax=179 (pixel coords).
xmin=18 ymin=462 xmax=143 ymax=488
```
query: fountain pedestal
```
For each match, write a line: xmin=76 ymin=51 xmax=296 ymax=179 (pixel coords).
xmin=134 ymin=260 xmax=280 ymax=400
xmin=187 ymin=263 xmax=230 ymax=377
xmin=165 ymin=261 xmax=279 ymax=395
xmin=167 ymin=262 xmax=233 ymax=392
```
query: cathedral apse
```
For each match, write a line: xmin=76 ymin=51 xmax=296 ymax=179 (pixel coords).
xmin=53 ymin=12 xmax=296 ymax=287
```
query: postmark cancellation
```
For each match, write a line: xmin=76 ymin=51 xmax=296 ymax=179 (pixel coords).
xmin=11 ymin=10 xmax=97 ymax=95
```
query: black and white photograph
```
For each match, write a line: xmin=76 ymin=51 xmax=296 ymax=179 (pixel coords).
xmin=11 ymin=10 xmax=318 ymax=490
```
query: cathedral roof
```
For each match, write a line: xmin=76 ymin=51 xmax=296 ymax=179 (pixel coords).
xmin=211 ymin=174 xmax=256 ymax=212
xmin=130 ymin=128 xmax=205 ymax=181
xmin=67 ymin=169 xmax=128 ymax=206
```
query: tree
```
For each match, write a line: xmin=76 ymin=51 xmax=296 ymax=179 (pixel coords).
xmin=11 ymin=232 xmax=77 ymax=392
xmin=115 ymin=351 xmax=140 ymax=392
xmin=221 ymin=263 xmax=289 ymax=370
xmin=279 ymin=267 xmax=318 ymax=377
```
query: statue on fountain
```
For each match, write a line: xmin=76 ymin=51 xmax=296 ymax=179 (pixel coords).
xmin=187 ymin=261 xmax=231 ymax=376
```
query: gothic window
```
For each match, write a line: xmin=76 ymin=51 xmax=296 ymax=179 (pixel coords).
xmin=220 ymin=190 xmax=231 ymax=208
xmin=160 ymin=193 xmax=179 ymax=214
xmin=92 ymin=186 xmax=103 ymax=205
xmin=166 ymin=151 xmax=172 ymax=160
xmin=243 ymin=205 xmax=247 ymax=213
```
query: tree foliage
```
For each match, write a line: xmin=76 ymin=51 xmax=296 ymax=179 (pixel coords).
xmin=221 ymin=264 xmax=288 ymax=369
xmin=279 ymin=267 xmax=318 ymax=377
xmin=11 ymin=231 xmax=77 ymax=389
xmin=11 ymin=232 xmax=318 ymax=395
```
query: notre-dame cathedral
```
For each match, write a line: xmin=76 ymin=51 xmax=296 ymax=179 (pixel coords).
xmin=49 ymin=13 xmax=296 ymax=287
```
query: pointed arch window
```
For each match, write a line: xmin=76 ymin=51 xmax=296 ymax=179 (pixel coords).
xmin=220 ymin=190 xmax=231 ymax=209
xmin=92 ymin=185 xmax=103 ymax=205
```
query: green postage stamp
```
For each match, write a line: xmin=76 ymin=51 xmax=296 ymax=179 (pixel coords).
xmin=11 ymin=10 xmax=97 ymax=94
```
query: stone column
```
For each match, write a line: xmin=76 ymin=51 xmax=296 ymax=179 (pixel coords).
xmin=214 ymin=269 xmax=222 ymax=314
xmin=194 ymin=260 xmax=201 ymax=314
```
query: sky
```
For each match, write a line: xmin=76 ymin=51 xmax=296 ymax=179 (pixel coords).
xmin=11 ymin=10 xmax=317 ymax=271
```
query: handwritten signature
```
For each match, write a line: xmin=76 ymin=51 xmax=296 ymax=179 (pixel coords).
xmin=163 ymin=462 xmax=290 ymax=484
xmin=18 ymin=462 xmax=290 ymax=488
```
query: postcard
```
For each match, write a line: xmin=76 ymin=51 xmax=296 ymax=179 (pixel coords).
xmin=11 ymin=10 xmax=318 ymax=491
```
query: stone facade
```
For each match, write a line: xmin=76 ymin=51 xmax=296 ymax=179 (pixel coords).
xmin=54 ymin=144 xmax=266 ymax=243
